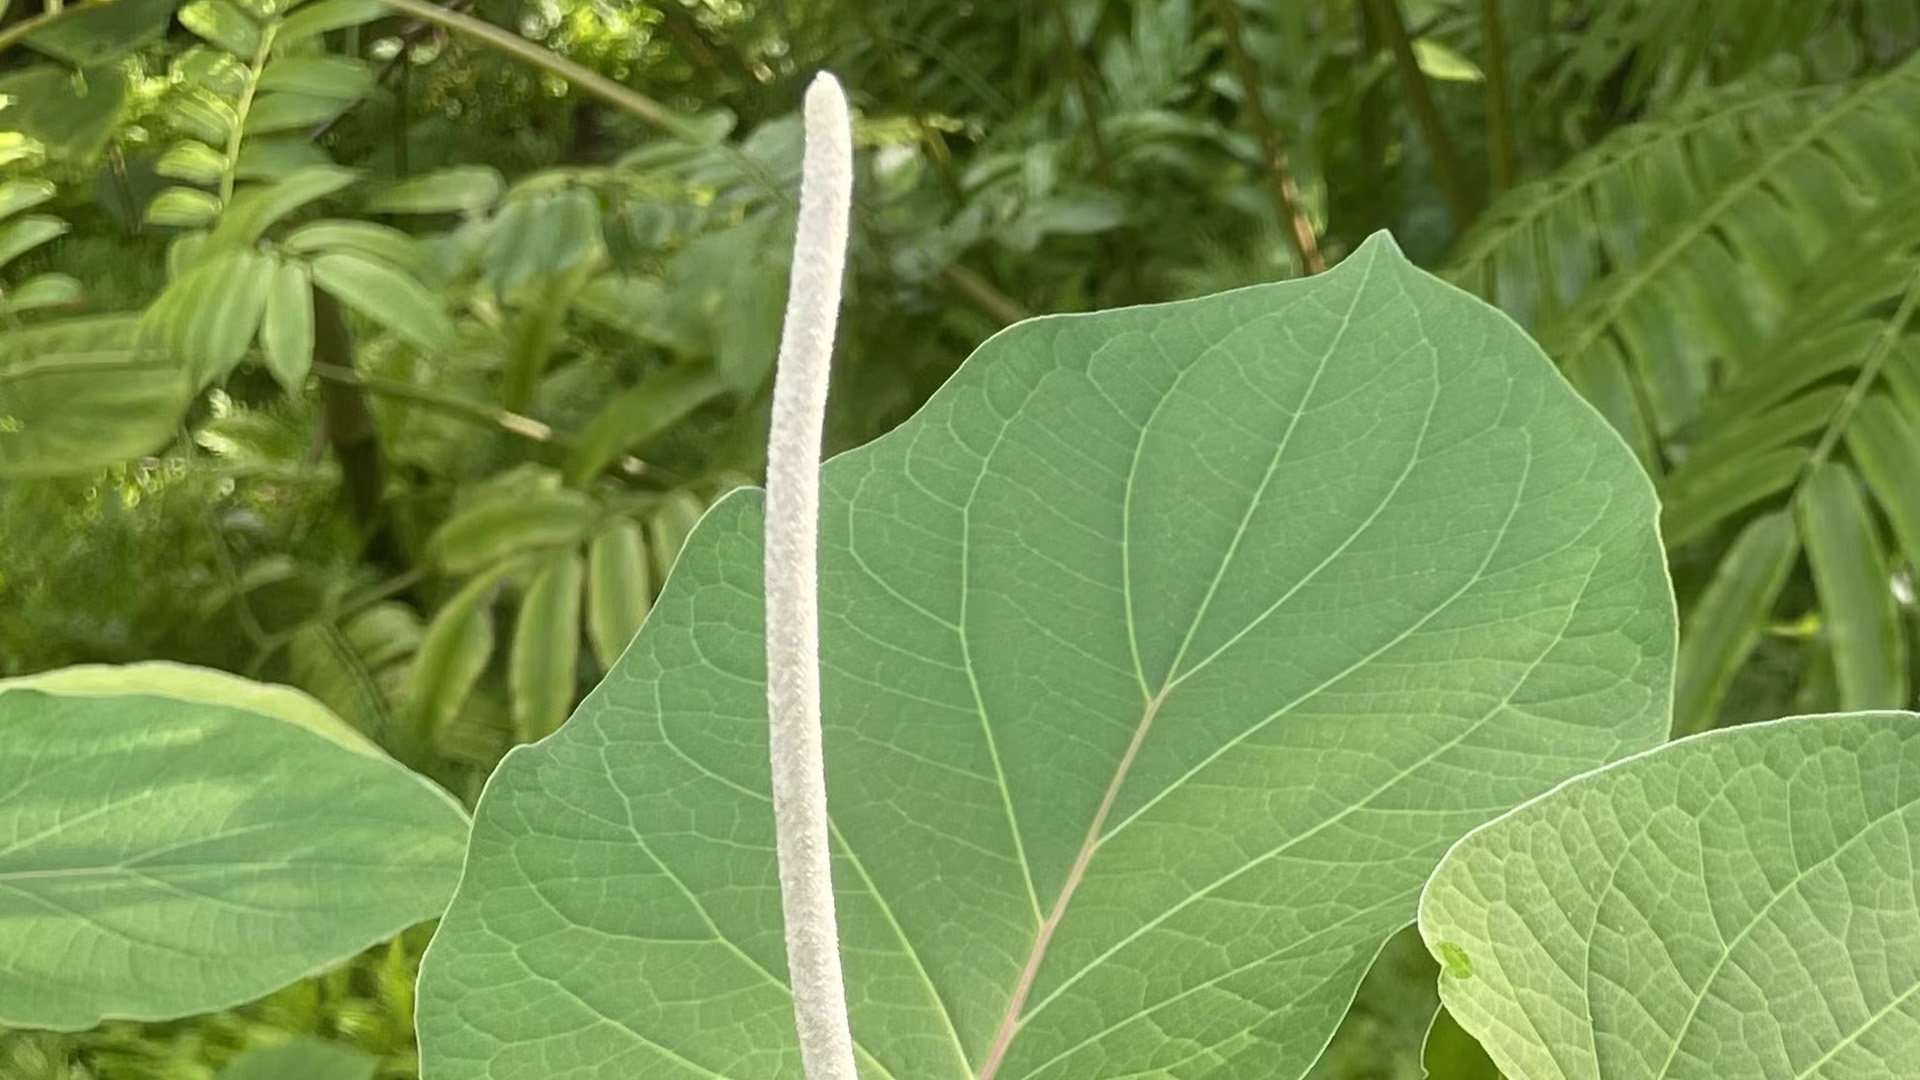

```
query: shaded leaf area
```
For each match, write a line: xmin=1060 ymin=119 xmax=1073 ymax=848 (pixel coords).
xmin=1421 ymin=713 xmax=1920 ymax=1080
xmin=0 ymin=665 xmax=470 ymax=1030
xmin=416 ymin=237 xmax=1673 ymax=1080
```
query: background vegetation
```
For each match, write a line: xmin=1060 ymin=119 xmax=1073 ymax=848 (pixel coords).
xmin=3 ymin=0 xmax=1919 ymax=1076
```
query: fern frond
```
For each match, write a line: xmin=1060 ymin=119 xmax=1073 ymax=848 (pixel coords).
xmin=1537 ymin=55 xmax=1920 ymax=447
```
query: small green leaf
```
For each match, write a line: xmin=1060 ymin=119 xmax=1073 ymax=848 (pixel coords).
xmin=145 ymin=248 xmax=276 ymax=386
xmin=142 ymin=186 xmax=223 ymax=229
xmin=563 ymin=364 xmax=727 ymax=485
xmin=508 ymin=548 xmax=583 ymax=743
xmin=0 ymin=178 xmax=55 ymax=221
xmin=209 ymin=165 xmax=358 ymax=248
xmin=1672 ymin=512 xmax=1799 ymax=737
xmin=256 ymin=54 xmax=376 ymax=99
xmin=411 ymin=565 xmax=510 ymax=743
xmin=1413 ymin=39 xmax=1484 ymax=82
xmin=1800 ymin=461 xmax=1906 ymax=709
xmin=585 ymin=520 xmax=650 ymax=670
xmin=260 ymin=258 xmax=315 ymax=392
xmin=645 ymin=489 xmax=706 ymax=586
xmin=168 ymin=88 xmax=237 ymax=145
xmin=0 ymin=317 xmax=188 ymax=477
xmin=0 ymin=64 xmax=126 ymax=163
xmin=309 ymin=251 xmax=453 ymax=351
xmin=283 ymin=219 xmax=431 ymax=275
xmin=17 ymin=0 xmax=178 ymax=66
xmin=155 ymin=139 xmax=229 ymax=185
xmin=367 ymin=165 xmax=504 ymax=215
xmin=178 ymin=0 xmax=261 ymax=57
xmin=243 ymin=91 xmax=344 ymax=134
xmin=274 ymin=0 xmax=389 ymax=46
xmin=1845 ymin=394 xmax=1920 ymax=564
xmin=0 ymin=666 xmax=468 ymax=1029
xmin=430 ymin=489 xmax=600 ymax=575
xmin=1 ymin=272 xmax=84 ymax=314
xmin=1421 ymin=713 xmax=1920 ymax=1080
xmin=0 ymin=214 xmax=67 ymax=269
xmin=234 ymin=139 xmax=334 ymax=181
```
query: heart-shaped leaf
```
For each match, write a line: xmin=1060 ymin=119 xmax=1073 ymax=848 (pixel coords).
xmin=416 ymin=234 xmax=1674 ymax=1080
xmin=1420 ymin=712 xmax=1920 ymax=1080
xmin=0 ymin=663 xmax=470 ymax=1030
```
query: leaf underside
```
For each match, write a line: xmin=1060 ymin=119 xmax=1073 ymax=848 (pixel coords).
xmin=416 ymin=233 xmax=1675 ymax=1080
xmin=1420 ymin=712 xmax=1920 ymax=1080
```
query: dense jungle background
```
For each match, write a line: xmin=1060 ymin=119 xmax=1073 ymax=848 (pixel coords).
xmin=4 ymin=0 xmax=1920 ymax=1076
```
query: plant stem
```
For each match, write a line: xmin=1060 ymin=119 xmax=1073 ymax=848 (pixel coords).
xmin=764 ymin=73 xmax=858 ymax=1080
xmin=1206 ymin=0 xmax=1325 ymax=274
xmin=1479 ymin=0 xmax=1518 ymax=196
xmin=1363 ymin=0 xmax=1475 ymax=230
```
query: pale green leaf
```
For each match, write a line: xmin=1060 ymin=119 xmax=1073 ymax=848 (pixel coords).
xmin=256 ymin=54 xmax=376 ymax=99
xmin=415 ymin=235 xmax=1675 ymax=1080
xmin=1800 ymin=462 xmax=1907 ymax=710
xmin=0 ymin=316 xmax=188 ymax=477
xmin=2 ymin=272 xmax=84 ymax=314
xmin=273 ymin=0 xmax=388 ymax=46
xmin=143 ymin=186 xmax=223 ymax=230
xmin=1420 ymin=712 xmax=1920 ymax=1080
xmin=585 ymin=520 xmax=650 ymax=670
xmin=1672 ymin=512 xmax=1799 ymax=737
xmin=1845 ymin=394 xmax=1920 ymax=564
xmin=155 ymin=139 xmax=229 ymax=186
xmin=244 ymin=91 xmax=344 ymax=134
xmin=411 ymin=565 xmax=510 ymax=743
xmin=309 ymin=251 xmax=453 ymax=351
xmin=508 ymin=548 xmax=582 ymax=744
xmin=429 ymin=488 xmax=600 ymax=575
xmin=0 ymin=668 xmax=467 ymax=1030
xmin=0 ymin=214 xmax=67 ymax=268
xmin=178 ymin=0 xmax=261 ymax=57
xmin=366 ymin=166 xmax=504 ymax=215
xmin=145 ymin=248 xmax=275 ymax=386
xmin=0 ymin=178 xmax=56 ymax=221
xmin=209 ymin=165 xmax=358 ymax=249
xmin=282 ymin=219 xmax=432 ymax=276
xmin=260 ymin=258 xmax=315 ymax=392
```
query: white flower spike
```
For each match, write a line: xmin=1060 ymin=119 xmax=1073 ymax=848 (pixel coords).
xmin=764 ymin=72 xmax=859 ymax=1080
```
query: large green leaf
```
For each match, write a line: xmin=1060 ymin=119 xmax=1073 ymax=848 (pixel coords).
xmin=416 ymin=235 xmax=1675 ymax=1080
xmin=0 ymin=315 xmax=190 ymax=477
xmin=0 ymin=665 xmax=469 ymax=1030
xmin=1419 ymin=712 xmax=1920 ymax=1080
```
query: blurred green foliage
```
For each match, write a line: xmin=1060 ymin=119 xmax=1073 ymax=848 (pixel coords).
xmin=4 ymin=0 xmax=1920 ymax=1075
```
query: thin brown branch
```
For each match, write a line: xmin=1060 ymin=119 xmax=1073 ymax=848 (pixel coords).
xmin=1206 ymin=0 xmax=1325 ymax=274
xmin=1362 ymin=0 xmax=1476 ymax=230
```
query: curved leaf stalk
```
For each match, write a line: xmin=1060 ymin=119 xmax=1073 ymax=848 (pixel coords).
xmin=764 ymin=73 xmax=858 ymax=1080
xmin=1206 ymin=0 xmax=1325 ymax=274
